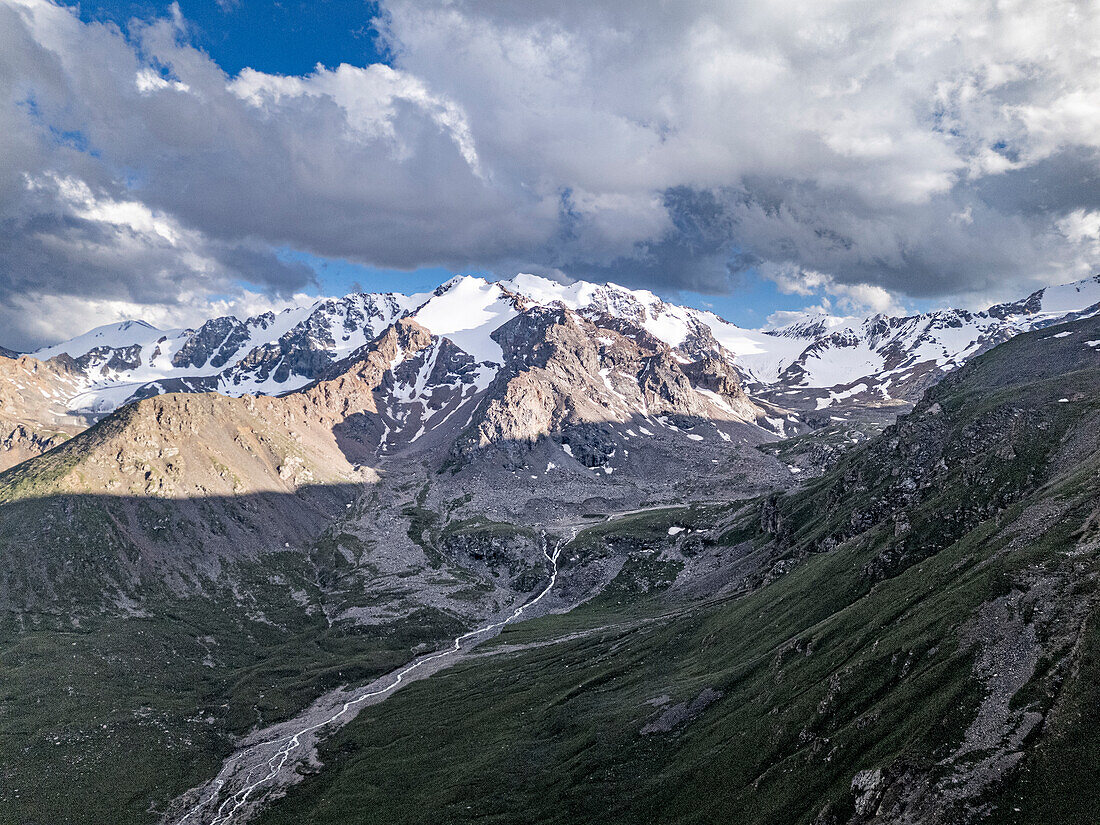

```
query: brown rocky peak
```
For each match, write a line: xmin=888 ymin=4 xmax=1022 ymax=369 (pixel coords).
xmin=306 ymin=318 xmax=435 ymax=419
xmin=456 ymin=303 xmax=765 ymax=454
xmin=637 ymin=349 xmax=701 ymax=415
xmin=683 ymin=352 xmax=746 ymax=400
xmin=0 ymin=353 xmax=90 ymax=472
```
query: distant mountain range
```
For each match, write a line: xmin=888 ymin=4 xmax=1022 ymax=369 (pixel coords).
xmin=3 ymin=272 xmax=1100 ymax=474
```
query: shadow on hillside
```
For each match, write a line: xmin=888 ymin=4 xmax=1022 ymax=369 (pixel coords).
xmin=0 ymin=483 xmax=365 ymax=613
xmin=332 ymin=411 xmax=386 ymax=463
xmin=0 ymin=406 xmax=793 ymax=615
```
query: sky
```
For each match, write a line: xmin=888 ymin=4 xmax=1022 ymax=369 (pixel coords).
xmin=1 ymin=0 xmax=1099 ymax=349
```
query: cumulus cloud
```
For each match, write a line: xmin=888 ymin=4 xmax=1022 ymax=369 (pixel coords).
xmin=5 ymin=288 xmax=316 ymax=354
xmin=380 ymin=0 xmax=1100 ymax=300
xmin=760 ymin=262 xmax=905 ymax=318
xmin=1 ymin=0 xmax=1099 ymax=347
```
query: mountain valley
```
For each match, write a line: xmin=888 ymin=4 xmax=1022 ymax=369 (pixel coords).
xmin=3 ymin=273 xmax=1100 ymax=824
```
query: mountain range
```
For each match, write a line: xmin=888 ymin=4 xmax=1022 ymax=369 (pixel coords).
xmin=3 ymin=271 xmax=1100 ymax=825
xmin=5 ymin=272 xmax=1100 ymax=475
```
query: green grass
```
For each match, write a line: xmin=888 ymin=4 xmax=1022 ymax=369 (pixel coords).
xmin=0 ymin=487 xmax=467 ymax=825
xmin=0 ymin=565 xmax=464 ymax=825
xmin=254 ymin=317 xmax=1100 ymax=825
xmin=254 ymin=510 xmax=992 ymax=824
xmin=258 ymin=456 xmax=1100 ymax=825
xmin=996 ymin=612 xmax=1100 ymax=823
xmin=8 ymin=315 xmax=1100 ymax=824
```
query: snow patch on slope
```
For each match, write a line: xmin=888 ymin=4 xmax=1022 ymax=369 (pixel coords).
xmin=412 ymin=278 xmax=517 ymax=364
xmin=1036 ymin=277 xmax=1100 ymax=315
xmin=33 ymin=320 xmax=174 ymax=361
xmin=799 ymin=345 xmax=885 ymax=388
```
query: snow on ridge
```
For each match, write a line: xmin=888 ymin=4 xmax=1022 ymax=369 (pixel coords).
xmin=499 ymin=274 xmax=818 ymax=384
xmin=33 ymin=319 xmax=178 ymax=361
xmin=500 ymin=272 xmax=804 ymax=378
xmin=31 ymin=293 xmax=420 ymax=414
xmin=410 ymin=277 xmax=517 ymax=365
xmin=20 ymin=271 xmax=1100 ymax=419
xmin=500 ymin=272 xmax=605 ymax=308
xmin=815 ymin=382 xmax=870 ymax=410
xmin=1035 ymin=275 xmax=1100 ymax=316
xmin=762 ymin=311 xmax=865 ymax=337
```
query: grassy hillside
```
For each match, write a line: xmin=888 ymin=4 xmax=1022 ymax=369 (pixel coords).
xmin=256 ymin=317 xmax=1100 ymax=825
xmin=0 ymin=489 xmax=464 ymax=824
xmin=0 ymin=386 xmax=567 ymax=823
xmin=5 ymin=316 xmax=1100 ymax=824
xmin=0 ymin=394 xmax=474 ymax=823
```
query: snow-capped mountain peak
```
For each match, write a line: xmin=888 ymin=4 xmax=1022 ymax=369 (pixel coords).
xmin=19 ymin=272 xmax=1100 ymax=426
xmin=33 ymin=318 xmax=174 ymax=361
xmin=409 ymin=276 xmax=519 ymax=365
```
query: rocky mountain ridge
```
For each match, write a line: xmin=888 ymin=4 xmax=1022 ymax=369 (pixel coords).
xmin=5 ymin=271 xmax=1099 ymax=475
xmin=757 ymin=274 xmax=1100 ymax=420
xmin=0 ymin=353 xmax=93 ymax=471
xmin=12 ymin=273 xmax=1100 ymax=421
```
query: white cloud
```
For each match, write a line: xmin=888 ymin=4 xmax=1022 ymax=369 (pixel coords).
xmin=33 ymin=173 xmax=186 ymax=248
xmin=1058 ymin=209 xmax=1100 ymax=245
xmin=380 ymin=0 xmax=1100 ymax=291
xmin=836 ymin=282 xmax=906 ymax=316
xmin=6 ymin=288 xmax=315 ymax=351
xmin=761 ymin=262 xmax=906 ymax=318
xmin=758 ymin=264 xmax=833 ymax=297
xmin=135 ymin=68 xmax=189 ymax=94
xmin=229 ymin=63 xmax=483 ymax=175
xmin=0 ymin=170 xmax=318 ymax=348
xmin=0 ymin=0 xmax=1099 ymax=347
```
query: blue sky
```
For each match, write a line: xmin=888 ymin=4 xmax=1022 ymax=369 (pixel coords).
xmin=76 ymin=0 xmax=389 ymax=76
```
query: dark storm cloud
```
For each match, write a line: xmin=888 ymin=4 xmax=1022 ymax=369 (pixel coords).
xmin=973 ymin=147 xmax=1100 ymax=219
xmin=561 ymin=188 xmax=740 ymax=296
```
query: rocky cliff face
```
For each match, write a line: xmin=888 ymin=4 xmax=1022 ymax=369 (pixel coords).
xmin=5 ymin=320 xmax=446 ymax=503
xmin=462 ymin=306 xmax=765 ymax=451
xmin=0 ymin=354 xmax=90 ymax=471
